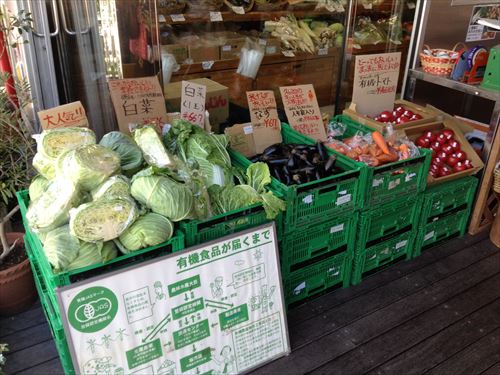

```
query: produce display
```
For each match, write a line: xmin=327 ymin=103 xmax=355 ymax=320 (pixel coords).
xmin=353 ymin=15 xmax=403 ymax=46
xmin=25 ymin=121 xmax=284 ymax=274
xmin=414 ymin=129 xmax=474 ymax=177
xmin=372 ymin=105 xmax=424 ymax=125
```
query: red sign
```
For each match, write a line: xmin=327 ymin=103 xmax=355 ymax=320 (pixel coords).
xmin=37 ymin=101 xmax=89 ymax=129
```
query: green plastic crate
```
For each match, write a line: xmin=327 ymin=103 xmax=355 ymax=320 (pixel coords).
xmin=414 ymin=205 xmax=472 ymax=257
xmin=333 ymin=115 xmax=432 ymax=208
xmin=284 ymin=251 xmax=352 ymax=309
xmin=280 ymin=212 xmax=358 ymax=275
xmin=351 ymin=228 xmax=415 ymax=285
xmin=230 ymin=124 xmax=365 ymax=234
xmin=356 ymin=195 xmax=422 ymax=255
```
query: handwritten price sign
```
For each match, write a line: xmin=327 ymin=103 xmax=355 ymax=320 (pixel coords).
xmin=247 ymin=90 xmax=280 ymax=129
xmin=38 ymin=101 xmax=89 ymax=129
xmin=352 ymin=52 xmax=401 ymax=117
xmin=181 ymin=81 xmax=206 ymax=128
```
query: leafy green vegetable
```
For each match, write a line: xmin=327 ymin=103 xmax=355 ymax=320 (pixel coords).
xmin=246 ymin=162 xmax=271 ymax=193
xmin=57 ymin=144 xmax=121 ymax=191
xmin=36 ymin=127 xmax=96 ymax=158
xmin=32 ymin=152 xmax=56 ymax=179
xmin=29 ymin=175 xmax=49 ymax=202
xmin=100 ymin=131 xmax=143 ymax=174
xmin=91 ymin=175 xmax=130 ymax=200
xmin=134 ymin=126 xmax=176 ymax=169
xmin=117 ymin=213 xmax=173 ymax=253
xmin=43 ymin=225 xmax=80 ymax=271
xmin=260 ymin=191 xmax=287 ymax=220
xmin=66 ymin=241 xmax=118 ymax=271
xmin=69 ymin=197 xmax=138 ymax=242
xmin=130 ymin=169 xmax=193 ymax=222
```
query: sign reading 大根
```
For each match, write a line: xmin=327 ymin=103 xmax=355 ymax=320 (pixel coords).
xmin=352 ymin=52 xmax=401 ymax=117
xmin=57 ymin=224 xmax=289 ymax=375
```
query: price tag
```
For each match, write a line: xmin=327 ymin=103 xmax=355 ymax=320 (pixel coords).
xmin=395 ymin=240 xmax=408 ymax=250
xmin=170 ymin=14 xmax=185 ymax=22
xmin=158 ymin=15 xmax=166 ymax=23
xmin=336 ymin=194 xmax=351 ymax=206
xmin=180 ymin=80 xmax=206 ymax=128
xmin=202 ymin=60 xmax=215 ymax=70
xmin=222 ymin=45 xmax=231 ymax=52
xmin=407 ymin=2 xmax=416 ymax=9
xmin=405 ymin=172 xmax=417 ymax=182
xmin=372 ymin=178 xmax=383 ymax=187
xmin=302 ymin=195 xmax=313 ymax=204
xmin=266 ymin=46 xmax=277 ymax=54
xmin=232 ymin=6 xmax=245 ymax=14
xmin=330 ymin=224 xmax=344 ymax=234
xmin=424 ymin=231 xmax=435 ymax=241
xmin=243 ymin=125 xmax=253 ymax=135
xmin=388 ymin=179 xmax=401 ymax=190
xmin=259 ymin=38 xmax=267 ymax=46
xmin=318 ymin=47 xmax=328 ymax=56
xmin=209 ymin=11 xmax=223 ymax=22
xmin=282 ymin=50 xmax=295 ymax=57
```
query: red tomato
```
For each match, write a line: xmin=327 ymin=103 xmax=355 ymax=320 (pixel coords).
xmin=403 ymin=109 xmax=414 ymax=118
xmin=439 ymin=165 xmax=453 ymax=176
xmin=430 ymin=141 xmax=442 ymax=153
xmin=393 ymin=106 xmax=405 ymax=118
xmin=423 ymin=131 xmax=436 ymax=142
xmin=441 ymin=129 xmax=455 ymax=140
xmin=454 ymin=151 xmax=467 ymax=161
xmin=447 ymin=155 xmax=459 ymax=167
xmin=410 ymin=113 xmax=423 ymax=121
xmin=442 ymin=143 xmax=454 ymax=155
xmin=453 ymin=162 xmax=467 ymax=172
xmin=448 ymin=140 xmax=460 ymax=151
xmin=380 ymin=111 xmax=394 ymax=122
xmin=437 ymin=133 xmax=448 ymax=144
xmin=416 ymin=135 xmax=431 ymax=148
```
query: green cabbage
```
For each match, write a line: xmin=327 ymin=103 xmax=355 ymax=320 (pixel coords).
xmin=29 ymin=175 xmax=50 ymax=202
xmin=117 ymin=213 xmax=173 ymax=253
xmin=246 ymin=162 xmax=272 ymax=194
xmin=66 ymin=241 xmax=118 ymax=271
xmin=69 ymin=197 xmax=138 ymax=242
xmin=27 ymin=178 xmax=80 ymax=233
xmin=131 ymin=170 xmax=193 ymax=221
xmin=91 ymin=175 xmax=130 ymax=200
xmin=134 ymin=126 xmax=176 ymax=169
xmin=57 ymin=144 xmax=121 ymax=191
xmin=100 ymin=131 xmax=143 ymax=173
xmin=43 ymin=225 xmax=80 ymax=271
xmin=36 ymin=127 xmax=96 ymax=158
xmin=32 ymin=152 xmax=56 ymax=179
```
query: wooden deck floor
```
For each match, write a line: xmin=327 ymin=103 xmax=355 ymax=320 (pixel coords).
xmin=1 ymin=234 xmax=499 ymax=375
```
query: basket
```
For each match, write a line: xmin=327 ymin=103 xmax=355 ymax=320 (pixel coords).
xmin=419 ymin=43 xmax=466 ymax=77
xmin=254 ymin=0 xmax=288 ymax=11
xmin=224 ymin=0 xmax=255 ymax=12
xmin=188 ymin=0 xmax=224 ymax=11
xmin=494 ymin=161 xmax=500 ymax=194
xmin=158 ymin=1 xmax=186 ymax=14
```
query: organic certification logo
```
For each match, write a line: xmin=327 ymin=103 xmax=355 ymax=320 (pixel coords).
xmin=68 ymin=286 xmax=118 ymax=333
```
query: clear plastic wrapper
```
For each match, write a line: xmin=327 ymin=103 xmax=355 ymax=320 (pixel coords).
xmin=32 ymin=152 xmax=56 ymax=180
xmin=28 ymin=175 xmax=50 ymax=202
xmin=237 ymin=39 xmax=265 ymax=79
xmin=134 ymin=125 xmax=176 ymax=169
xmin=34 ymin=127 xmax=96 ymax=159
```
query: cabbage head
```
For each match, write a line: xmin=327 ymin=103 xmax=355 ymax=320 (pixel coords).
xmin=91 ymin=175 xmax=130 ymax=200
xmin=134 ymin=126 xmax=176 ymax=169
xmin=69 ymin=197 xmax=138 ymax=242
xmin=100 ymin=131 xmax=143 ymax=173
xmin=208 ymin=184 xmax=260 ymax=215
xmin=43 ymin=225 xmax=80 ymax=271
xmin=36 ymin=127 xmax=96 ymax=158
xmin=29 ymin=175 xmax=50 ymax=202
xmin=131 ymin=172 xmax=193 ymax=222
xmin=57 ymin=144 xmax=121 ymax=191
xmin=32 ymin=152 xmax=56 ymax=179
xmin=117 ymin=213 xmax=173 ymax=253
xmin=66 ymin=241 xmax=118 ymax=271
xmin=27 ymin=178 xmax=80 ymax=233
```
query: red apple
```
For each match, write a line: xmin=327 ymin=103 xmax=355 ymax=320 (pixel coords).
xmin=436 ymin=151 xmax=448 ymax=159
xmin=374 ymin=116 xmax=383 ymax=122
xmin=436 ymin=133 xmax=448 ymax=144
xmin=433 ymin=156 xmax=446 ymax=166
xmin=403 ymin=109 xmax=414 ymax=118
xmin=439 ymin=165 xmax=453 ymax=176
xmin=430 ymin=141 xmax=442 ymax=153
xmin=416 ymin=135 xmax=431 ymax=148
xmin=453 ymin=162 xmax=467 ymax=172
xmin=380 ymin=111 xmax=394 ymax=123
xmin=447 ymin=155 xmax=459 ymax=167
xmin=448 ymin=140 xmax=460 ymax=151
xmin=393 ymin=106 xmax=405 ymax=117
xmin=429 ymin=169 xmax=439 ymax=178
xmin=454 ymin=151 xmax=467 ymax=161
xmin=441 ymin=129 xmax=455 ymax=140
xmin=463 ymin=159 xmax=473 ymax=169
xmin=410 ymin=113 xmax=423 ymax=121
xmin=442 ymin=143 xmax=454 ymax=155
xmin=397 ymin=115 xmax=412 ymax=124
xmin=423 ymin=131 xmax=436 ymax=142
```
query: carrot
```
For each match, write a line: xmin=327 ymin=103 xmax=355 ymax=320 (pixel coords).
xmin=372 ymin=131 xmax=390 ymax=155
xmin=400 ymin=144 xmax=410 ymax=159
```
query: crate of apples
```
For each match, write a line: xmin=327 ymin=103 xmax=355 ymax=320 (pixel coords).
xmin=373 ymin=105 xmax=424 ymax=125
xmin=415 ymin=129 xmax=473 ymax=178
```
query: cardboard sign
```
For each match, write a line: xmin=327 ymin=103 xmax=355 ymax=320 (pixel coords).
xmin=279 ymin=84 xmax=326 ymax=141
xmin=352 ymin=52 xmax=401 ymax=118
xmin=225 ymin=122 xmax=282 ymax=157
xmin=38 ymin=101 xmax=89 ymax=129
xmin=57 ymin=224 xmax=290 ymax=375
xmin=108 ymin=76 xmax=168 ymax=133
xmin=247 ymin=90 xmax=280 ymax=129
xmin=180 ymin=81 xmax=207 ymax=127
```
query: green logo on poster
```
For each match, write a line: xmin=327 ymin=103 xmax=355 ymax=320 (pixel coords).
xmin=68 ymin=286 xmax=118 ymax=333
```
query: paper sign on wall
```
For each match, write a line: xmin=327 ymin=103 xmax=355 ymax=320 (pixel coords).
xmin=181 ymin=80 xmax=207 ymax=127
xmin=37 ymin=101 xmax=89 ymax=129
xmin=108 ymin=76 xmax=168 ymax=133
xmin=352 ymin=52 xmax=401 ymax=117
xmin=57 ymin=224 xmax=290 ymax=375
xmin=279 ymin=84 xmax=326 ymax=141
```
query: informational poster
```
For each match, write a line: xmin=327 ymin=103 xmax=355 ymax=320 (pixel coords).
xmin=279 ymin=84 xmax=326 ymax=141
xmin=180 ymin=80 xmax=207 ymax=127
xmin=108 ymin=76 xmax=168 ymax=133
xmin=352 ymin=52 xmax=401 ymax=118
xmin=466 ymin=4 xmax=498 ymax=42
xmin=57 ymin=224 xmax=290 ymax=375
xmin=37 ymin=101 xmax=89 ymax=129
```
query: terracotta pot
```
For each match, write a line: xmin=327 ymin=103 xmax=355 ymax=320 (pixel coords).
xmin=0 ymin=233 xmax=38 ymax=316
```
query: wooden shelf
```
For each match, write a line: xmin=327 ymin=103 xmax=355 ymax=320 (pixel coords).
xmin=158 ymin=9 xmax=344 ymax=25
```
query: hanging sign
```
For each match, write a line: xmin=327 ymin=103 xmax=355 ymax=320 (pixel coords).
xmin=352 ymin=52 xmax=401 ymax=117
xmin=108 ymin=76 xmax=168 ymax=133
xmin=181 ymin=80 xmax=207 ymax=127
xmin=280 ymin=84 xmax=326 ymax=141
xmin=37 ymin=101 xmax=89 ymax=129
xmin=57 ymin=224 xmax=289 ymax=375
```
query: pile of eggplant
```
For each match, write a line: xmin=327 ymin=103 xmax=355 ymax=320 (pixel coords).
xmin=250 ymin=142 xmax=341 ymax=185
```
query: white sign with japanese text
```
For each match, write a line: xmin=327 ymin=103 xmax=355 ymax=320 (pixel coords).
xmin=57 ymin=224 xmax=290 ymax=375
xmin=181 ymin=80 xmax=207 ymax=127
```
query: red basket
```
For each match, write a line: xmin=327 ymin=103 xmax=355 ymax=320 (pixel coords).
xmin=419 ymin=43 xmax=466 ymax=77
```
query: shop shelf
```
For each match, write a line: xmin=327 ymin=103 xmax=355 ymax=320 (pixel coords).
xmin=230 ymin=124 xmax=366 ymax=234
xmin=414 ymin=205 xmax=472 ymax=257
xmin=280 ymin=212 xmax=358 ymax=275
xmin=356 ymin=195 xmax=422 ymax=255
xmin=351 ymin=228 xmax=415 ymax=285
xmin=332 ymin=115 xmax=432 ymax=208
xmin=283 ymin=250 xmax=352 ymax=309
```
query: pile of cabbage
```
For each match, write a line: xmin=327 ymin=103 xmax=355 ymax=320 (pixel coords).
xmin=26 ymin=121 xmax=284 ymax=273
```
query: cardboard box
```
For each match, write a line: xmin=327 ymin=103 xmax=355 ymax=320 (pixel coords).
xmin=164 ymin=78 xmax=229 ymax=132
xmin=404 ymin=119 xmax=484 ymax=185
xmin=220 ymin=37 xmax=246 ymax=60
xmin=188 ymin=42 xmax=220 ymax=63
xmin=225 ymin=122 xmax=282 ymax=157
xmin=161 ymin=44 xmax=188 ymax=64
xmin=343 ymin=99 xmax=437 ymax=132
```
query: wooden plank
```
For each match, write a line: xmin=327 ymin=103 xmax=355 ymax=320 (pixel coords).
xmin=367 ymin=299 xmax=500 ymax=374
xmin=480 ymin=361 xmax=500 ymax=375
xmin=252 ymin=250 xmax=500 ymax=374
xmin=16 ymin=358 xmax=64 ymax=375
xmin=427 ymin=328 xmax=500 ymax=375
xmin=3 ymin=339 xmax=59 ymax=374
xmin=0 ymin=305 xmax=46 ymax=338
xmin=2 ymin=322 xmax=53 ymax=353
xmin=308 ymin=273 xmax=500 ymax=374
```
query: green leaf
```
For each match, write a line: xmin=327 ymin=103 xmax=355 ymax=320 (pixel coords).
xmin=246 ymin=162 xmax=272 ymax=194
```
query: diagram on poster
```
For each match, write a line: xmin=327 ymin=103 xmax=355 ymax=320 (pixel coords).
xmin=57 ymin=224 xmax=289 ymax=374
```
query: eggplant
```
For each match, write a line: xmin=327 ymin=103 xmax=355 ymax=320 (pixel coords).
xmin=292 ymin=174 xmax=303 ymax=185
xmin=298 ymin=154 xmax=314 ymax=167
xmin=324 ymin=155 xmax=337 ymax=173
xmin=316 ymin=141 xmax=328 ymax=161
xmin=282 ymin=166 xmax=292 ymax=185
xmin=287 ymin=156 xmax=296 ymax=168
xmin=268 ymin=157 xmax=289 ymax=165
xmin=263 ymin=144 xmax=282 ymax=157
xmin=250 ymin=154 xmax=262 ymax=163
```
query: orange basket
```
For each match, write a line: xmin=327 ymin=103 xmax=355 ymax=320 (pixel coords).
xmin=419 ymin=43 xmax=466 ymax=77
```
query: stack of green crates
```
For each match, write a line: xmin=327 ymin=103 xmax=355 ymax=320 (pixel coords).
xmin=231 ymin=124 xmax=365 ymax=308
xmin=414 ymin=176 xmax=478 ymax=257
xmin=16 ymin=190 xmax=184 ymax=375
